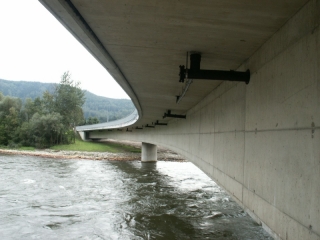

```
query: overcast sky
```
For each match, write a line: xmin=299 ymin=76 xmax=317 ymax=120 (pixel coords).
xmin=0 ymin=0 xmax=129 ymax=99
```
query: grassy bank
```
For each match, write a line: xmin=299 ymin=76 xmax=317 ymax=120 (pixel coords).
xmin=0 ymin=139 xmax=140 ymax=153
xmin=0 ymin=145 xmax=36 ymax=151
xmin=50 ymin=139 xmax=140 ymax=153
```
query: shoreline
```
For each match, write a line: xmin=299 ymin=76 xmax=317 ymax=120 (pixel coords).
xmin=0 ymin=148 xmax=186 ymax=162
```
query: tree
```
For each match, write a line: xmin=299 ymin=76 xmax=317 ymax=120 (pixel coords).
xmin=28 ymin=112 xmax=63 ymax=148
xmin=0 ymin=72 xmax=85 ymax=147
xmin=53 ymin=72 xmax=85 ymax=143
xmin=17 ymin=121 xmax=32 ymax=146
xmin=86 ymin=116 xmax=99 ymax=125
xmin=0 ymin=94 xmax=22 ymax=145
xmin=42 ymin=90 xmax=55 ymax=114
xmin=21 ymin=98 xmax=38 ymax=122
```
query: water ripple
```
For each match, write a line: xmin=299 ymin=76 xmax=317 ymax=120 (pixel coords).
xmin=0 ymin=154 xmax=272 ymax=239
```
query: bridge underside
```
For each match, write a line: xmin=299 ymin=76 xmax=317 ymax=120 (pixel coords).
xmin=41 ymin=0 xmax=319 ymax=239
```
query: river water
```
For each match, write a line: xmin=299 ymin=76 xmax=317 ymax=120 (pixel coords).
xmin=0 ymin=154 xmax=272 ymax=240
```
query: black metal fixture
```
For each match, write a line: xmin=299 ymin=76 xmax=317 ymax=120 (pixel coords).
xmin=179 ymin=65 xmax=186 ymax=82
xmin=145 ymin=124 xmax=155 ymax=128
xmin=126 ymin=128 xmax=132 ymax=132
xmin=163 ymin=110 xmax=186 ymax=119
xmin=179 ymin=52 xmax=250 ymax=84
xmin=135 ymin=126 xmax=143 ymax=130
xmin=154 ymin=120 xmax=167 ymax=126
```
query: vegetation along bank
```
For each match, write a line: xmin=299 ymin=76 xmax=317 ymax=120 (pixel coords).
xmin=0 ymin=72 xmax=134 ymax=149
xmin=0 ymin=139 xmax=185 ymax=161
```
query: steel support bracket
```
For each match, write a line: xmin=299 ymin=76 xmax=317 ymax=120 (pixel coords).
xmin=154 ymin=120 xmax=167 ymax=126
xmin=163 ymin=110 xmax=186 ymax=119
xmin=179 ymin=53 xmax=250 ymax=84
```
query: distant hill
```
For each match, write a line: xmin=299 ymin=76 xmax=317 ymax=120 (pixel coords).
xmin=0 ymin=79 xmax=135 ymax=122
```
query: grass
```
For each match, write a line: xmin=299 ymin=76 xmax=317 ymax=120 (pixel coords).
xmin=0 ymin=139 xmax=140 ymax=153
xmin=0 ymin=145 xmax=35 ymax=151
xmin=50 ymin=139 xmax=140 ymax=153
xmin=18 ymin=146 xmax=35 ymax=151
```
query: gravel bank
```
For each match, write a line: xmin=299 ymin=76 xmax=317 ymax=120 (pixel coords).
xmin=0 ymin=140 xmax=185 ymax=162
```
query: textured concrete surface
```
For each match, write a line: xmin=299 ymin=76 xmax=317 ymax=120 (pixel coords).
xmin=141 ymin=142 xmax=157 ymax=162
xmin=40 ymin=0 xmax=310 ymax=128
xmin=40 ymin=0 xmax=319 ymax=239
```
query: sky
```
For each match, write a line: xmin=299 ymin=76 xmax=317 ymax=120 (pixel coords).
xmin=0 ymin=0 xmax=129 ymax=99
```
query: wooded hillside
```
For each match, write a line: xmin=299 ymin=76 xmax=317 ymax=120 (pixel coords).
xmin=0 ymin=79 xmax=135 ymax=122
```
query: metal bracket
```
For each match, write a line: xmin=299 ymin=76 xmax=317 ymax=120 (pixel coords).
xmin=126 ymin=128 xmax=132 ymax=132
xmin=145 ymin=124 xmax=155 ymax=128
xmin=154 ymin=120 xmax=167 ymax=126
xmin=163 ymin=110 xmax=186 ymax=119
xmin=179 ymin=65 xmax=186 ymax=82
xmin=179 ymin=53 xmax=250 ymax=84
xmin=135 ymin=126 xmax=143 ymax=130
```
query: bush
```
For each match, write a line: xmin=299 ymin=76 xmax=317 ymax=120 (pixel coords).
xmin=7 ymin=141 xmax=22 ymax=149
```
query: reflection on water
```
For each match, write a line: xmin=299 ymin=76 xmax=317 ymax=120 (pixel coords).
xmin=0 ymin=154 xmax=272 ymax=239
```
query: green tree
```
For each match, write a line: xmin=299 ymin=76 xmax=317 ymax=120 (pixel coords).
xmin=0 ymin=94 xmax=22 ymax=145
xmin=0 ymin=72 xmax=85 ymax=147
xmin=86 ymin=116 xmax=99 ymax=125
xmin=27 ymin=112 xmax=64 ymax=148
xmin=42 ymin=90 xmax=55 ymax=114
xmin=21 ymin=98 xmax=37 ymax=122
xmin=17 ymin=121 xmax=32 ymax=146
xmin=53 ymin=72 xmax=85 ymax=143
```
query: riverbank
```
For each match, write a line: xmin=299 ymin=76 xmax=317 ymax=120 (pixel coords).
xmin=0 ymin=139 xmax=186 ymax=162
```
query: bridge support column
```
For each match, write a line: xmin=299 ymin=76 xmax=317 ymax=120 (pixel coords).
xmin=78 ymin=131 xmax=87 ymax=141
xmin=141 ymin=142 xmax=157 ymax=162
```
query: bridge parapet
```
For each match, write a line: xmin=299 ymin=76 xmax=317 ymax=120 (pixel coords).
xmin=76 ymin=109 xmax=139 ymax=133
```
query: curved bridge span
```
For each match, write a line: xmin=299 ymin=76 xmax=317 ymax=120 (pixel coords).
xmin=41 ymin=1 xmax=319 ymax=239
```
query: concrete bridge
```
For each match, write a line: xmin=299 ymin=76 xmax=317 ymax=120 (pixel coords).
xmin=40 ymin=1 xmax=319 ymax=239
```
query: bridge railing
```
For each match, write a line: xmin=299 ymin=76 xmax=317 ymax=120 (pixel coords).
xmin=76 ymin=109 xmax=139 ymax=131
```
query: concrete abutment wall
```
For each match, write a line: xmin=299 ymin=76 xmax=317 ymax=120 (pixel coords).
xmin=89 ymin=1 xmax=320 ymax=239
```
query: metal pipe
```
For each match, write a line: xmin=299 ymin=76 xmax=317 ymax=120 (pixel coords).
xmin=176 ymin=78 xmax=193 ymax=103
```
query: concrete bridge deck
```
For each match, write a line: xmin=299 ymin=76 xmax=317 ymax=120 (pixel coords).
xmin=40 ymin=1 xmax=319 ymax=239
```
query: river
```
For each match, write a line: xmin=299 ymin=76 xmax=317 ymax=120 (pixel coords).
xmin=0 ymin=154 xmax=272 ymax=239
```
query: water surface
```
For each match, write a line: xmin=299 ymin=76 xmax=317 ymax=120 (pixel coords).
xmin=0 ymin=155 xmax=272 ymax=239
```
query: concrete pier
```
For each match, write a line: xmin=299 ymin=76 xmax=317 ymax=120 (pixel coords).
xmin=141 ymin=142 xmax=157 ymax=162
